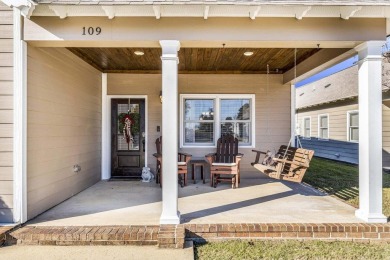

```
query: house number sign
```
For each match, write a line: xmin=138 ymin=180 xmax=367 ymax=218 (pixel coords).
xmin=82 ymin=27 xmax=102 ymax=35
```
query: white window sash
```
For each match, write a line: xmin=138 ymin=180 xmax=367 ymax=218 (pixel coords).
xmin=180 ymin=94 xmax=255 ymax=148
xmin=302 ymin=117 xmax=311 ymax=139
xmin=347 ymin=111 xmax=359 ymax=142
xmin=318 ymin=114 xmax=329 ymax=140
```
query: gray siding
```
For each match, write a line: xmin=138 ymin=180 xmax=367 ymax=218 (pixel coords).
xmin=27 ymin=47 xmax=102 ymax=220
xmin=299 ymin=137 xmax=358 ymax=164
xmin=0 ymin=3 xmax=13 ymax=223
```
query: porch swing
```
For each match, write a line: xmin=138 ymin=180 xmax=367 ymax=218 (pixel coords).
xmin=250 ymin=49 xmax=315 ymax=183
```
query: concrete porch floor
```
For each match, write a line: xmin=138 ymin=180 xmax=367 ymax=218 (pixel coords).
xmin=28 ymin=176 xmax=361 ymax=226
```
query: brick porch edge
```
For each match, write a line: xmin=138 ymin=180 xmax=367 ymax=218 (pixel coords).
xmin=7 ymin=223 xmax=390 ymax=248
xmin=184 ymin=223 xmax=390 ymax=242
xmin=9 ymin=225 xmax=185 ymax=248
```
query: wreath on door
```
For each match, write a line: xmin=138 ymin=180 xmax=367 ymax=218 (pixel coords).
xmin=118 ymin=113 xmax=140 ymax=144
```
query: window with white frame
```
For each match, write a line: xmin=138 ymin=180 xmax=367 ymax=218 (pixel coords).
xmin=183 ymin=99 xmax=215 ymax=146
xmin=318 ymin=114 xmax=329 ymax=139
xmin=303 ymin=117 xmax=311 ymax=138
xmin=181 ymin=95 xmax=254 ymax=147
xmin=348 ymin=111 xmax=359 ymax=142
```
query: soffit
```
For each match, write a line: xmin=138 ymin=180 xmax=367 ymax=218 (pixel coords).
xmin=67 ymin=47 xmax=321 ymax=73
xmin=31 ymin=3 xmax=390 ymax=19
xmin=34 ymin=1 xmax=390 ymax=5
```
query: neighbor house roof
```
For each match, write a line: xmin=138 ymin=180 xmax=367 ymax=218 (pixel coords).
xmin=296 ymin=60 xmax=390 ymax=109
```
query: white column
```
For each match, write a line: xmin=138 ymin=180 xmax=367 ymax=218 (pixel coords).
xmin=291 ymin=84 xmax=296 ymax=147
xmin=159 ymin=40 xmax=180 ymax=224
xmin=13 ymin=8 xmax=27 ymax=224
xmin=101 ymin=73 xmax=110 ymax=180
xmin=355 ymin=41 xmax=387 ymax=223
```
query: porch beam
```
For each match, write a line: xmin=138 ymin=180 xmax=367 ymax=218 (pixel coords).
xmin=355 ymin=41 xmax=387 ymax=223
xmin=159 ymin=40 xmax=180 ymax=225
xmin=24 ymin=17 xmax=386 ymax=48
xmin=283 ymin=48 xmax=355 ymax=84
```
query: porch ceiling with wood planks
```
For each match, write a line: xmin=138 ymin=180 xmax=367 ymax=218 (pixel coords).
xmin=67 ymin=47 xmax=324 ymax=74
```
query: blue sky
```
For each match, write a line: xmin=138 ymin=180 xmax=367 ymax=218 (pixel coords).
xmin=295 ymin=55 xmax=358 ymax=88
xmin=296 ymin=37 xmax=390 ymax=88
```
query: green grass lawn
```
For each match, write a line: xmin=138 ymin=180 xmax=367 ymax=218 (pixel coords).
xmin=304 ymin=157 xmax=390 ymax=218
xmin=195 ymin=240 xmax=390 ymax=260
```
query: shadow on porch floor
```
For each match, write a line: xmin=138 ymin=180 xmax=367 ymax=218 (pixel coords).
xmin=27 ymin=176 xmax=361 ymax=226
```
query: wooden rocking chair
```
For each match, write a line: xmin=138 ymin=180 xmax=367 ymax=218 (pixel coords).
xmin=153 ymin=136 xmax=192 ymax=188
xmin=205 ymin=134 xmax=243 ymax=189
xmin=251 ymin=145 xmax=314 ymax=183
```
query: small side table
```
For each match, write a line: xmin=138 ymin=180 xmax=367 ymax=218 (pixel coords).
xmin=191 ymin=159 xmax=208 ymax=184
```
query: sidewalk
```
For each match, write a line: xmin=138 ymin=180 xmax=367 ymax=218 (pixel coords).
xmin=0 ymin=242 xmax=194 ymax=260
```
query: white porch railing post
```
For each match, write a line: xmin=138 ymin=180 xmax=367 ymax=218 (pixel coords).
xmin=355 ymin=41 xmax=387 ymax=223
xmin=159 ymin=40 xmax=181 ymax=225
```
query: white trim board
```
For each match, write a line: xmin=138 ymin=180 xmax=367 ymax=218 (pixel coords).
xmin=102 ymin=92 xmax=149 ymax=180
xmin=13 ymin=8 xmax=28 ymax=224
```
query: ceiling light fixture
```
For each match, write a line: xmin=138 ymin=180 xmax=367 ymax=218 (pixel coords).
xmin=134 ymin=51 xmax=144 ymax=56
xmin=244 ymin=51 xmax=254 ymax=56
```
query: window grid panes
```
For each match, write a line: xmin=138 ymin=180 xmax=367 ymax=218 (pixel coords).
xmin=349 ymin=112 xmax=359 ymax=142
xmin=220 ymin=99 xmax=251 ymax=145
xmin=181 ymin=95 xmax=254 ymax=147
xmin=319 ymin=115 xmax=329 ymax=139
xmin=304 ymin=118 xmax=311 ymax=138
xmin=183 ymin=99 xmax=215 ymax=145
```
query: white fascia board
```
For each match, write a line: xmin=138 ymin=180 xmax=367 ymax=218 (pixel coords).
xmin=30 ymin=4 xmax=390 ymax=19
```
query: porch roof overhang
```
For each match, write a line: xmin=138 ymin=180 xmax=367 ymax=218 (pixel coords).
xmin=28 ymin=4 xmax=390 ymax=21
xmin=3 ymin=0 xmax=390 ymax=21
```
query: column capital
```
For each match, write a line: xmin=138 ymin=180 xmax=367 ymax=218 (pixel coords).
xmin=159 ymin=40 xmax=180 ymax=56
xmin=354 ymin=41 xmax=385 ymax=60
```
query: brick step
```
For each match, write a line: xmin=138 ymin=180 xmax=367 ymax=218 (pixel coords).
xmin=0 ymin=226 xmax=15 ymax=245
xmin=185 ymin=223 xmax=390 ymax=242
xmin=7 ymin=223 xmax=390 ymax=247
xmin=9 ymin=225 xmax=184 ymax=248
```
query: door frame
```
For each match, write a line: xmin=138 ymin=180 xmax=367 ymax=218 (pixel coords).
xmin=101 ymin=75 xmax=148 ymax=180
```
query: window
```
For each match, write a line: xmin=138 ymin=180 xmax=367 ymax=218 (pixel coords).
xmin=303 ymin=117 xmax=311 ymax=138
xmin=183 ymin=99 xmax=215 ymax=146
xmin=348 ymin=111 xmax=359 ymax=142
xmin=220 ymin=99 xmax=251 ymax=145
xmin=180 ymin=94 xmax=255 ymax=147
xmin=318 ymin=114 xmax=329 ymax=140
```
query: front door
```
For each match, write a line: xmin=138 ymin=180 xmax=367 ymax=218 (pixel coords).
xmin=111 ymin=98 xmax=145 ymax=179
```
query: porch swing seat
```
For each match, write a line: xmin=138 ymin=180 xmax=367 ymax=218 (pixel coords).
xmin=251 ymin=145 xmax=314 ymax=183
